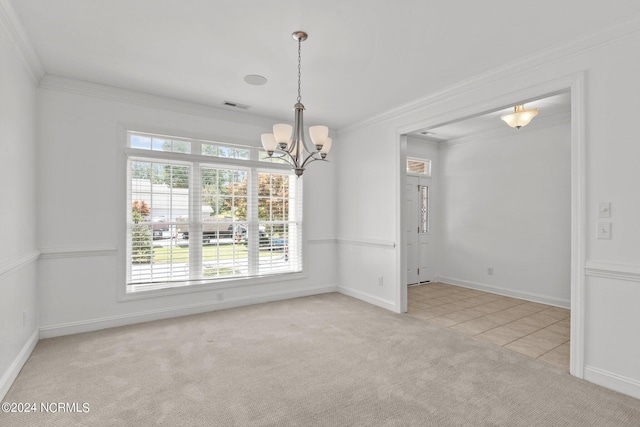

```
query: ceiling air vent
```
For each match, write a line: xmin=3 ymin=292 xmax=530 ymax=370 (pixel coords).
xmin=223 ymin=101 xmax=250 ymax=110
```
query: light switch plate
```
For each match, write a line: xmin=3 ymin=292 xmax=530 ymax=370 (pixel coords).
xmin=598 ymin=202 xmax=611 ymax=218
xmin=597 ymin=222 xmax=612 ymax=239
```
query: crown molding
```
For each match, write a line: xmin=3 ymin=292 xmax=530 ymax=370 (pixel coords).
xmin=339 ymin=15 xmax=640 ymax=135
xmin=39 ymin=74 xmax=283 ymax=129
xmin=0 ymin=0 xmax=44 ymax=83
xmin=442 ymin=111 xmax=571 ymax=147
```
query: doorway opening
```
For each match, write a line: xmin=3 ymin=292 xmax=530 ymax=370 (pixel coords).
xmin=406 ymin=157 xmax=433 ymax=286
xmin=397 ymin=76 xmax=585 ymax=377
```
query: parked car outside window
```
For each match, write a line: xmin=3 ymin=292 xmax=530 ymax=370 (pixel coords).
xmin=151 ymin=217 xmax=168 ymax=239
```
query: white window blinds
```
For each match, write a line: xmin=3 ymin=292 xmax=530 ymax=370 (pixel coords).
xmin=126 ymin=131 xmax=302 ymax=293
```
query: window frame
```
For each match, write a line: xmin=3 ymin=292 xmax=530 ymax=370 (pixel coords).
xmin=117 ymin=128 xmax=307 ymax=302
xmin=406 ymin=157 xmax=432 ymax=177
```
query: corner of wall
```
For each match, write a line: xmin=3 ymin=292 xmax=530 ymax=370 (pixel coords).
xmin=0 ymin=329 xmax=38 ymax=400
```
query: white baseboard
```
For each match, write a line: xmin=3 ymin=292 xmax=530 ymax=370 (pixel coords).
xmin=438 ymin=276 xmax=570 ymax=308
xmin=584 ymin=365 xmax=640 ymax=400
xmin=0 ymin=329 xmax=39 ymax=401
xmin=337 ymin=285 xmax=398 ymax=312
xmin=39 ymin=285 xmax=337 ymax=339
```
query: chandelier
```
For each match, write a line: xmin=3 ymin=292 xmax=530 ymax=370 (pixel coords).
xmin=261 ymin=31 xmax=331 ymax=177
xmin=500 ymin=104 xmax=539 ymax=129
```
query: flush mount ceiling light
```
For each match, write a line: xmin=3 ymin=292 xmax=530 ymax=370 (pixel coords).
xmin=500 ymin=104 xmax=539 ymax=129
xmin=261 ymin=31 xmax=331 ymax=177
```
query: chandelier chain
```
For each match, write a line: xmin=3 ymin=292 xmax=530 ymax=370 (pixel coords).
xmin=297 ymin=39 xmax=302 ymax=103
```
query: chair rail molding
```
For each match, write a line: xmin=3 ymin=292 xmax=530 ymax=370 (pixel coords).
xmin=585 ymin=261 xmax=640 ymax=282
xmin=337 ymin=238 xmax=396 ymax=249
xmin=0 ymin=250 xmax=40 ymax=280
xmin=39 ymin=246 xmax=118 ymax=260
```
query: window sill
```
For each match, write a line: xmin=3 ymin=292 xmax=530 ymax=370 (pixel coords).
xmin=117 ymin=271 xmax=307 ymax=302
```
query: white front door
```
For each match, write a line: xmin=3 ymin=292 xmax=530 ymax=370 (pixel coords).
xmin=406 ymin=175 xmax=433 ymax=285
xmin=406 ymin=177 xmax=419 ymax=285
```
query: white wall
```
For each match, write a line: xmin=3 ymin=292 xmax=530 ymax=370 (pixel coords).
xmin=0 ymin=15 xmax=39 ymax=398
xmin=335 ymin=123 xmax=399 ymax=309
xmin=406 ymin=137 xmax=439 ymax=164
xmin=36 ymin=78 xmax=337 ymax=337
xmin=336 ymin=23 xmax=640 ymax=398
xmin=438 ymin=123 xmax=571 ymax=306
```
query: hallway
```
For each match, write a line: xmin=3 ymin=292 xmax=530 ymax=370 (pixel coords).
xmin=407 ymin=282 xmax=570 ymax=370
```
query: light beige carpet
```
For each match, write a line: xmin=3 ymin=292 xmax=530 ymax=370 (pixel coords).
xmin=2 ymin=293 xmax=639 ymax=426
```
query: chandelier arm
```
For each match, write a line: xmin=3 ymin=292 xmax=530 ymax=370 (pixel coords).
xmin=300 ymin=136 xmax=316 ymax=155
xmin=267 ymin=147 xmax=298 ymax=169
xmin=269 ymin=152 xmax=290 ymax=161
xmin=300 ymin=152 xmax=324 ymax=169
xmin=283 ymin=142 xmax=295 ymax=154
xmin=278 ymin=148 xmax=302 ymax=170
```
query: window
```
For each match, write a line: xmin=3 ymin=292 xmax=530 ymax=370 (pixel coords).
xmin=126 ymin=131 xmax=302 ymax=293
xmin=407 ymin=158 xmax=431 ymax=176
xmin=420 ymin=185 xmax=429 ymax=234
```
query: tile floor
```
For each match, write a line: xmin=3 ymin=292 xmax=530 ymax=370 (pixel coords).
xmin=407 ymin=282 xmax=570 ymax=370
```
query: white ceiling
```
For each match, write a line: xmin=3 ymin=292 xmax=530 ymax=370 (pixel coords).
xmin=410 ymin=92 xmax=572 ymax=142
xmin=11 ymin=1 xmax=640 ymax=129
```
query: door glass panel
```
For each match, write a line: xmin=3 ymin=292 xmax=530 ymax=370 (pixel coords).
xmin=420 ymin=185 xmax=429 ymax=234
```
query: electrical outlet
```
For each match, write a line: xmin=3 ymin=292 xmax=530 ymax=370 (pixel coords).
xmin=217 ymin=293 xmax=223 ymax=301
xmin=378 ymin=276 xmax=384 ymax=286
xmin=487 ymin=266 xmax=494 ymax=275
